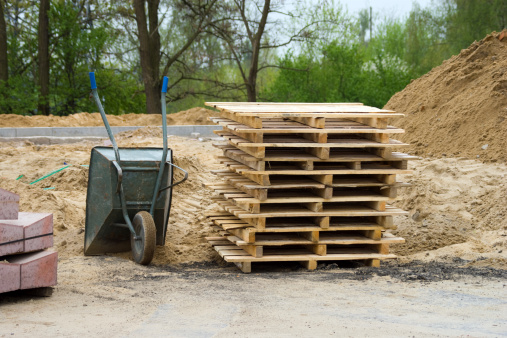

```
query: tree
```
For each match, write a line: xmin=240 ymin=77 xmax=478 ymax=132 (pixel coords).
xmin=208 ymin=0 xmax=352 ymax=102
xmin=232 ymin=0 xmax=270 ymax=102
xmin=444 ymin=0 xmax=507 ymax=53
xmin=0 ymin=0 xmax=8 ymax=110
xmin=133 ymin=0 xmax=218 ymax=114
xmin=38 ymin=0 xmax=50 ymax=115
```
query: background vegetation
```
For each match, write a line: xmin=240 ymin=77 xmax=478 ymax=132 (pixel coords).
xmin=0 ymin=0 xmax=505 ymax=115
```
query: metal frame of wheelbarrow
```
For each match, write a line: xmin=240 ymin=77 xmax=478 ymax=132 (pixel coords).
xmin=85 ymin=73 xmax=188 ymax=265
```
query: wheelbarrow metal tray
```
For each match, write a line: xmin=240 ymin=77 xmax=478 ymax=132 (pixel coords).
xmin=84 ymin=146 xmax=173 ymax=256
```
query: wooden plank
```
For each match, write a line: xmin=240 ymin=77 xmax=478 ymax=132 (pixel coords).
xmin=210 ymin=117 xmax=405 ymax=134
xmin=217 ymin=200 xmax=408 ymax=218
xmin=219 ymin=132 xmax=409 ymax=148
xmin=230 ymin=191 xmax=400 ymax=205
xmin=206 ymin=102 xmax=402 ymax=115
xmin=211 ymin=216 xmax=387 ymax=233
xmin=220 ymin=251 xmax=397 ymax=263
xmin=206 ymin=102 xmax=365 ymax=106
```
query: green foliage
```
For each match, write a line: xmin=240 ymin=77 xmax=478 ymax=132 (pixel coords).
xmin=263 ymin=40 xmax=413 ymax=108
xmin=444 ymin=0 xmax=507 ymax=53
xmin=1 ymin=0 xmax=506 ymax=116
xmin=48 ymin=1 xmax=142 ymax=115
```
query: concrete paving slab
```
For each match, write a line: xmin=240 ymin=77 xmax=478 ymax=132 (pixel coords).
xmin=23 ymin=213 xmax=53 ymax=253
xmin=0 ymin=188 xmax=19 ymax=220
xmin=0 ymin=261 xmax=21 ymax=293
xmin=0 ymin=222 xmax=24 ymax=256
xmin=0 ymin=212 xmax=53 ymax=256
xmin=6 ymin=250 xmax=58 ymax=290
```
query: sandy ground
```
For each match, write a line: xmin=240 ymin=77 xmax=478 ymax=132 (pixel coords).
xmin=0 ymin=258 xmax=506 ymax=337
xmin=1 ymin=131 xmax=505 ymax=268
xmin=1 ymin=130 xmax=506 ymax=336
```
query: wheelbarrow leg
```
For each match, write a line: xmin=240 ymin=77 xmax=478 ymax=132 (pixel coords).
xmin=131 ymin=211 xmax=156 ymax=265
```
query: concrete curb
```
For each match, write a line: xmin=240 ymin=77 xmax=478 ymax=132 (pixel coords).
xmin=0 ymin=125 xmax=221 ymax=138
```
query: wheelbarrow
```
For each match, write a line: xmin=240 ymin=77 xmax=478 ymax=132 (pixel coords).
xmin=83 ymin=73 xmax=188 ymax=265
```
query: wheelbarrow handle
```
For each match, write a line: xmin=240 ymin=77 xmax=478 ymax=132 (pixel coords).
xmin=150 ymin=76 xmax=169 ymax=215
xmin=89 ymin=72 xmax=121 ymax=164
xmin=159 ymin=162 xmax=188 ymax=192
xmin=90 ymin=72 xmax=97 ymax=89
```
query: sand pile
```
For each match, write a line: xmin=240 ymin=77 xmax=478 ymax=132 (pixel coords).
xmin=1 ymin=129 xmax=505 ymax=269
xmin=392 ymin=158 xmax=507 ymax=269
xmin=0 ymin=107 xmax=218 ymax=128
xmin=385 ymin=30 xmax=507 ymax=162
xmin=0 ymin=131 xmax=223 ymax=263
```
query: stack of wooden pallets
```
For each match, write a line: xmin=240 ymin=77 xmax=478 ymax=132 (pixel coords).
xmin=204 ymin=102 xmax=414 ymax=273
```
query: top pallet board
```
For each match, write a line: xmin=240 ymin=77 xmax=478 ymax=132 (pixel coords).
xmin=206 ymin=102 xmax=398 ymax=114
xmin=205 ymin=102 xmax=404 ymax=129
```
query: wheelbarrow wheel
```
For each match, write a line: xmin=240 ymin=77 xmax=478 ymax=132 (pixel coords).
xmin=131 ymin=211 xmax=156 ymax=265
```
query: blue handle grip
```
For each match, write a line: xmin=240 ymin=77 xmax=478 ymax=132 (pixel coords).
xmin=89 ymin=72 xmax=97 ymax=90
xmin=161 ymin=76 xmax=168 ymax=93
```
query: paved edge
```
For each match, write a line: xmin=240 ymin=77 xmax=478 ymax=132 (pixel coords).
xmin=0 ymin=125 xmax=222 ymax=138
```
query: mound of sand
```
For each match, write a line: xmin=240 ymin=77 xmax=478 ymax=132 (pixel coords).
xmin=0 ymin=131 xmax=223 ymax=263
xmin=1 ymin=127 xmax=505 ymax=269
xmin=392 ymin=158 xmax=507 ymax=269
xmin=385 ymin=30 xmax=507 ymax=162
xmin=0 ymin=107 xmax=219 ymax=128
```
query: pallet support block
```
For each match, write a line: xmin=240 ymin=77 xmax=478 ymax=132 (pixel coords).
xmin=242 ymin=245 xmax=263 ymax=258
xmin=316 ymin=216 xmax=330 ymax=229
xmin=365 ymin=259 xmax=381 ymax=267
xmin=235 ymin=261 xmax=252 ymax=273
xmin=300 ymin=260 xmax=318 ymax=270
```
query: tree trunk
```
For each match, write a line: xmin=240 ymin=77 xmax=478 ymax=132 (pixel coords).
xmin=134 ymin=0 xmax=161 ymax=115
xmin=0 ymin=0 xmax=8 ymax=85
xmin=38 ymin=0 xmax=50 ymax=116
xmin=245 ymin=0 xmax=270 ymax=102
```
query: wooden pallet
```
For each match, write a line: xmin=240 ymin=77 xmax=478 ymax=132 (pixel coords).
xmin=212 ymin=161 xmax=412 ymax=186
xmin=210 ymin=117 xmax=406 ymax=143
xmin=207 ymin=237 xmax=397 ymax=273
xmin=206 ymin=181 xmax=409 ymax=202
xmin=217 ymin=145 xmax=416 ymax=171
xmin=206 ymin=102 xmax=404 ymax=129
xmin=216 ymin=131 xmax=409 ymax=159
xmin=210 ymin=230 xmax=403 ymax=258
xmin=206 ymin=211 xmax=396 ymax=231
xmin=211 ymin=187 xmax=401 ymax=214
xmin=217 ymin=154 xmax=411 ymax=172
xmin=212 ymin=200 xmax=407 ymax=230
xmin=208 ymin=171 xmax=409 ymax=200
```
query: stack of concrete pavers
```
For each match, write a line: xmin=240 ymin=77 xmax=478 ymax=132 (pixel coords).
xmin=0 ymin=188 xmax=57 ymax=294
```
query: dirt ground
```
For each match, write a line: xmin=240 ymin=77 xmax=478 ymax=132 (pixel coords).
xmin=0 ymin=258 xmax=506 ymax=337
xmin=0 ymin=130 xmax=506 ymax=336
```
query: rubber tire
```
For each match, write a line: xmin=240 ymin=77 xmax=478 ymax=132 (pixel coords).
xmin=130 ymin=211 xmax=156 ymax=265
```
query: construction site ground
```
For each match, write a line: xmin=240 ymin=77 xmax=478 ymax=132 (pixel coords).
xmin=0 ymin=129 xmax=506 ymax=337
xmin=1 ymin=257 xmax=506 ymax=337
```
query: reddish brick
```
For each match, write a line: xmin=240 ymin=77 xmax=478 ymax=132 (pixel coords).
xmin=0 ymin=261 xmax=21 ymax=293
xmin=0 ymin=222 xmax=24 ymax=256
xmin=0 ymin=188 xmax=19 ymax=220
xmin=0 ymin=213 xmax=53 ymax=256
xmin=23 ymin=213 xmax=53 ymax=253
xmin=8 ymin=250 xmax=58 ymax=290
